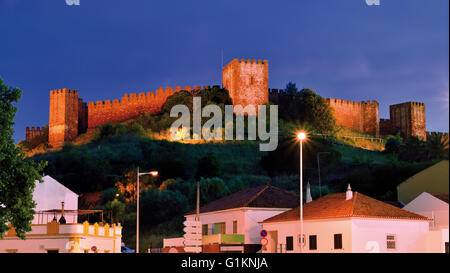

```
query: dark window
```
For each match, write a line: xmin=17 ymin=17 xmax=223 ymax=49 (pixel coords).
xmin=202 ymin=224 xmax=208 ymax=236
xmin=47 ymin=249 xmax=59 ymax=253
xmin=386 ymin=235 xmax=396 ymax=250
xmin=334 ymin=234 xmax=343 ymax=249
xmin=309 ymin=235 xmax=317 ymax=250
xmin=286 ymin=236 xmax=294 ymax=251
xmin=445 ymin=242 xmax=449 ymax=254
xmin=233 ymin=221 xmax=237 ymax=234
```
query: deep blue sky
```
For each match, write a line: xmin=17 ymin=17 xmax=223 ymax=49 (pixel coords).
xmin=1 ymin=0 xmax=448 ymax=142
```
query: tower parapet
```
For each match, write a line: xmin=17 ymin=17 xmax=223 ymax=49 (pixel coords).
xmin=222 ymin=58 xmax=269 ymax=114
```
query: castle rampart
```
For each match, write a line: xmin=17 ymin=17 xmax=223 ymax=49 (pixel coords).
xmin=31 ymin=58 xmax=430 ymax=146
xmin=325 ymin=98 xmax=380 ymax=137
xmin=25 ymin=126 xmax=44 ymax=141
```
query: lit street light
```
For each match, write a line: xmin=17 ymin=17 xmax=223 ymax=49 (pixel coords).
xmin=136 ymin=167 xmax=158 ymax=253
xmin=297 ymin=131 xmax=307 ymax=253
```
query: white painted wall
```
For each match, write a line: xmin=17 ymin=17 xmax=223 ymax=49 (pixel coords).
xmin=185 ymin=208 xmax=290 ymax=244
xmin=263 ymin=217 xmax=433 ymax=253
xmin=32 ymin=176 xmax=78 ymax=224
xmin=263 ymin=218 xmax=353 ymax=253
xmin=351 ymin=218 xmax=430 ymax=253
xmin=403 ymin=192 xmax=449 ymax=229
xmin=0 ymin=224 xmax=122 ymax=253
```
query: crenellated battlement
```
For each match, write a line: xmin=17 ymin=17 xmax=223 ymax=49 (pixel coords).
xmin=226 ymin=58 xmax=268 ymax=66
xmin=25 ymin=126 xmax=44 ymax=141
xmin=34 ymin=58 xmax=426 ymax=146
xmin=50 ymin=88 xmax=79 ymax=96
xmin=87 ymin=86 xmax=210 ymax=109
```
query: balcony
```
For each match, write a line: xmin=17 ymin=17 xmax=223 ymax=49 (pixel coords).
xmin=202 ymin=234 xmax=245 ymax=245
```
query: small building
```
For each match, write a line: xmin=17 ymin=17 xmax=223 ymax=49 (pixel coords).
xmin=163 ymin=185 xmax=299 ymax=253
xmin=1 ymin=221 xmax=122 ymax=253
xmin=397 ymin=160 xmax=449 ymax=204
xmin=261 ymin=186 xmax=433 ymax=253
xmin=0 ymin=175 xmax=122 ymax=253
xmin=403 ymin=192 xmax=449 ymax=253
xmin=33 ymin=175 xmax=79 ymax=224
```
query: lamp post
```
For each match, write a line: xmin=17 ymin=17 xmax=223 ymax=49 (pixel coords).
xmin=317 ymin=152 xmax=330 ymax=197
xmin=136 ymin=167 xmax=158 ymax=253
xmin=297 ymin=132 xmax=306 ymax=253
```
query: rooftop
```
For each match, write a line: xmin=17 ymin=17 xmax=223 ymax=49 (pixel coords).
xmin=186 ymin=185 xmax=299 ymax=215
xmin=262 ymin=192 xmax=430 ymax=223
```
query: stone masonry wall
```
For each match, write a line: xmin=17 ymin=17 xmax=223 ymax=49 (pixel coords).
xmin=222 ymin=59 xmax=268 ymax=114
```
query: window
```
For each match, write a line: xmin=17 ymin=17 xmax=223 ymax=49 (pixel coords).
xmin=46 ymin=249 xmax=59 ymax=253
xmin=213 ymin=222 xmax=226 ymax=234
xmin=286 ymin=236 xmax=294 ymax=251
xmin=334 ymin=234 xmax=343 ymax=249
xmin=202 ymin=224 xmax=208 ymax=236
xmin=445 ymin=242 xmax=449 ymax=254
xmin=309 ymin=235 xmax=317 ymax=250
xmin=386 ymin=234 xmax=396 ymax=250
xmin=233 ymin=221 xmax=237 ymax=234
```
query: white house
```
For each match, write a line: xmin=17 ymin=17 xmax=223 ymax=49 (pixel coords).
xmin=403 ymin=192 xmax=449 ymax=253
xmin=261 ymin=186 xmax=434 ymax=253
xmin=0 ymin=175 xmax=122 ymax=253
xmin=163 ymin=185 xmax=299 ymax=253
xmin=33 ymin=175 xmax=79 ymax=224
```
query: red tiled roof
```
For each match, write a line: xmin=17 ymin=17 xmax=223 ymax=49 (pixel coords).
xmin=185 ymin=185 xmax=299 ymax=215
xmin=262 ymin=192 xmax=430 ymax=223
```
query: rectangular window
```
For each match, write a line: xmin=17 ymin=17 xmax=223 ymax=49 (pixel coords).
xmin=309 ymin=235 xmax=317 ymax=250
xmin=386 ymin=234 xmax=396 ymax=250
xmin=286 ymin=236 xmax=294 ymax=251
xmin=46 ymin=249 xmax=59 ymax=253
xmin=233 ymin=221 xmax=237 ymax=234
xmin=213 ymin=222 xmax=226 ymax=234
xmin=202 ymin=224 xmax=208 ymax=236
xmin=334 ymin=234 xmax=343 ymax=249
xmin=445 ymin=242 xmax=449 ymax=254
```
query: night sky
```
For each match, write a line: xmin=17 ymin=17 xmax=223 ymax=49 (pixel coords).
xmin=1 ymin=0 xmax=448 ymax=142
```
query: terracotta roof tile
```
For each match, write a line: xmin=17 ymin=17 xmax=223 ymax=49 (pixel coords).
xmin=186 ymin=185 xmax=299 ymax=215
xmin=262 ymin=192 xmax=430 ymax=223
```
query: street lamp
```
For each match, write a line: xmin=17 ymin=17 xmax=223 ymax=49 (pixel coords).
xmin=136 ymin=167 xmax=158 ymax=253
xmin=297 ymin=132 xmax=307 ymax=253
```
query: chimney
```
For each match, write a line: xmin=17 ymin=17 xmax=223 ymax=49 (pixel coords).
xmin=58 ymin=202 xmax=66 ymax=224
xmin=346 ymin=184 xmax=353 ymax=200
xmin=306 ymin=182 xmax=313 ymax=203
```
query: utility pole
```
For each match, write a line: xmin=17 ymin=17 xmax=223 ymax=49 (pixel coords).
xmin=317 ymin=152 xmax=330 ymax=197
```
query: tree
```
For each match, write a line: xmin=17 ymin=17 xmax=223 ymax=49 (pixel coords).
xmin=274 ymin=85 xmax=336 ymax=134
xmin=285 ymin=81 xmax=298 ymax=95
xmin=426 ymin=132 xmax=449 ymax=160
xmin=0 ymin=78 xmax=47 ymax=239
xmin=196 ymin=152 xmax=221 ymax=178
xmin=384 ymin=134 xmax=402 ymax=154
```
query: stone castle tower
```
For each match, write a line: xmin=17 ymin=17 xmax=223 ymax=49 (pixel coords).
xmin=48 ymin=89 xmax=87 ymax=147
xmin=222 ymin=59 xmax=269 ymax=114
xmin=26 ymin=58 xmax=428 ymax=147
xmin=381 ymin=102 xmax=426 ymax=140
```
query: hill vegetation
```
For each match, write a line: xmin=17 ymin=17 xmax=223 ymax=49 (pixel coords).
xmin=18 ymin=83 xmax=448 ymax=251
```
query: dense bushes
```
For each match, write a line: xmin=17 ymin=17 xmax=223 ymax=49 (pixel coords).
xmin=384 ymin=134 xmax=449 ymax=162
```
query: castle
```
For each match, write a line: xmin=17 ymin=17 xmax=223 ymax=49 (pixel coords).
xmin=26 ymin=58 xmax=427 ymax=147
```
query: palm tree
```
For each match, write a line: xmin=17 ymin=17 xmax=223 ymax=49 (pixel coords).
xmin=426 ymin=132 xmax=449 ymax=160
